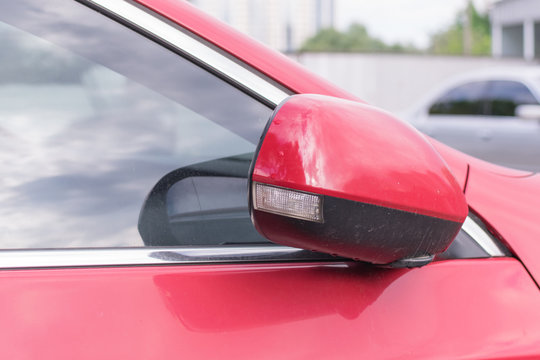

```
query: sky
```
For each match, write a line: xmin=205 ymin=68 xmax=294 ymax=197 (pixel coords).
xmin=335 ymin=0 xmax=492 ymax=49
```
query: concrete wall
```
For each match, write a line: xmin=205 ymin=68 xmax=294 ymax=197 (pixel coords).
xmin=291 ymin=53 xmax=533 ymax=112
xmin=491 ymin=0 xmax=540 ymax=60
xmin=502 ymin=24 xmax=524 ymax=57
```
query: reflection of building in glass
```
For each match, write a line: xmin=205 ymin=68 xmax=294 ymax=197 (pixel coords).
xmin=491 ymin=0 xmax=540 ymax=60
xmin=188 ymin=0 xmax=334 ymax=52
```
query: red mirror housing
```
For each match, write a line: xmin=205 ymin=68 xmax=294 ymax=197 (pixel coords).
xmin=249 ymin=95 xmax=468 ymax=267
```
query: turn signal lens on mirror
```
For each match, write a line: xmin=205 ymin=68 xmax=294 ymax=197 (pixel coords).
xmin=252 ymin=182 xmax=323 ymax=223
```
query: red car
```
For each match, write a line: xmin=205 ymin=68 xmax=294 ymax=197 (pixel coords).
xmin=1 ymin=0 xmax=540 ymax=359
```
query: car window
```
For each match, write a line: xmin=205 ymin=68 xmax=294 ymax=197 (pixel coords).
xmin=428 ymin=81 xmax=489 ymax=115
xmin=486 ymin=80 xmax=538 ymax=116
xmin=0 ymin=0 xmax=273 ymax=249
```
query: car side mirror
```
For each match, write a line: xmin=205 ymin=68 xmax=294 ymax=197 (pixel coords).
xmin=248 ymin=94 xmax=468 ymax=267
xmin=515 ymin=104 xmax=540 ymax=120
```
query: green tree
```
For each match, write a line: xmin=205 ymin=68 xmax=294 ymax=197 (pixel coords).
xmin=429 ymin=1 xmax=491 ymax=56
xmin=300 ymin=23 xmax=419 ymax=53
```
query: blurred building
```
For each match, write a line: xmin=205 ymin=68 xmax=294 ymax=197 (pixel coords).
xmin=187 ymin=0 xmax=335 ymax=52
xmin=491 ymin=0 xmax=540 ymax=60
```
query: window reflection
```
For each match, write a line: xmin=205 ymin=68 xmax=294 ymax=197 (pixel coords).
xmin=0 ymin=0 xmax=273 ymax=248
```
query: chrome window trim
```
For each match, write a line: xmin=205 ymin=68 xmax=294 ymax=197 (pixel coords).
xmin=461 ymin=216 xmax=506 ymax=257
xmin=0 ymin=246 xmax=341 ymax=270
xmin=0 ymin=216 xmax=504 ymax=269
xmin=87 ymin=0 xmax=289 ymax=106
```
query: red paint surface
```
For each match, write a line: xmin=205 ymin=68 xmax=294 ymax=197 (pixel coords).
xmin=466 ymin=168 xmax=540 ymax=282
xmin=1 ymin=259 xmax=540 ymax=360
xmin=134 ymin=0 xmax=359 ymax=101
xmin=427 ymin=139 xmax=540 ymax=283
xmin=253 ymin=95 xmax=468 ymax=223
xmin=4 ymin=2 xmax=540 ymax=359
xmin=426 ymin=139 xmax=470 ymax=192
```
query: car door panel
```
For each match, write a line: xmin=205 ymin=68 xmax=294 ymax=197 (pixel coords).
xmin=1 ymin=258 xmax=538 ymax=359
xmin=424 ymin=115 xmax=540 ymax=171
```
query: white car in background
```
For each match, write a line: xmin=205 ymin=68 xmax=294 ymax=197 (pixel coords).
xmin=403 ymin=67 xmax=540 ymax=172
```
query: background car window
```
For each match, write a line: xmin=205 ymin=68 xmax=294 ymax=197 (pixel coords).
xmin=0 ymin=0 xmax=273 ymax=249
xmin=428 ymin=81 xmax=489 ymax=115
xmin=429 ymin=80 xmax=539 ymax=117
xmin=486 ymin=80 xmax=538 ymax=116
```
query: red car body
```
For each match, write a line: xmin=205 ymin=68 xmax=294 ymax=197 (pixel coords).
xmin=2 ymin=1 xmax=540 ymax=359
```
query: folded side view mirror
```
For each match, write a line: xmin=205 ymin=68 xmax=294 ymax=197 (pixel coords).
xmin=515 ymin=104 xmax=540 ymax=120
xmin=249 ymin=94 xmax=468 ymax=267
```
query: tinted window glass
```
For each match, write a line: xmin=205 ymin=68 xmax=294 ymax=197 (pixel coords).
xmin=429 ymin=81 xmax=488 ymax=115
xmin=487 ymin=80 xmax=538 ymax=116
xmin=0 ymin=0 xmax=273 ymax=248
